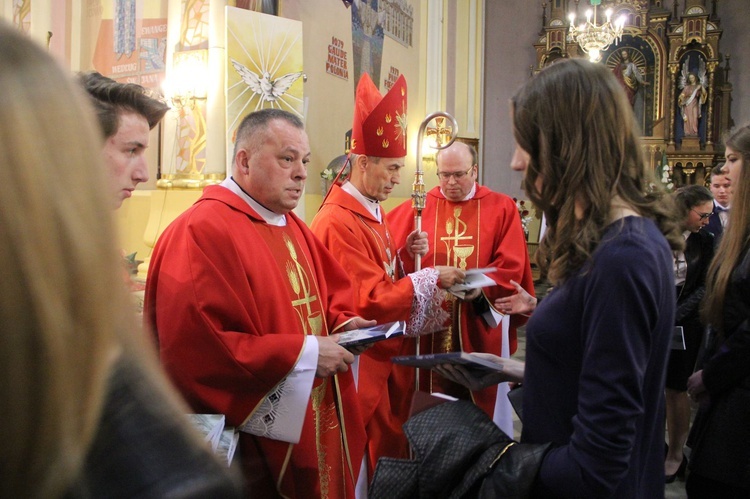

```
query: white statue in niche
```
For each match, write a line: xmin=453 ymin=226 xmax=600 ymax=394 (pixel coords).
xmin=678 ymin=58 xmax=708 ymax=137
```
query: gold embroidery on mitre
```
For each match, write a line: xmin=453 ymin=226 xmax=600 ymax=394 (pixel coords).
xmin=382 ymin=139 xmax=389 ymax=148
xmin=351 ymin=138 xmax=357 ymax=150
xmin=401 ymin=86 xmax=405 ymax=96
xmin=384 ymin=113 xmax=392 ymax=123
xmin=395 ymin=107 xmax=407 ymax=147
xmin=376 ymin=126 xmax=384 ymax=136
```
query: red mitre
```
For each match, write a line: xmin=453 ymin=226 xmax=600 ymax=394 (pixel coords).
xmin=350 ymin=73 xmax=407 ymax=158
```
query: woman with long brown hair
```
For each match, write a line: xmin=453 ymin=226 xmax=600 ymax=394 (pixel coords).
xmin=686 ymin=124 xmax=750 ymax=498
xmin=371 ymin=58 xmax=683 ymax=498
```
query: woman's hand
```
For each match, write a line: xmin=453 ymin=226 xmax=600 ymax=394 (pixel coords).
xmin=687 ymin=369 xmax=709 ymax=404
xmin=434 ymin=354 xmax=525 ymax=391
xmin=494 ymin=279 xmax=537 ymax=315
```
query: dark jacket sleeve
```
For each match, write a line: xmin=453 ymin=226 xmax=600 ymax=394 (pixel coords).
xmin=67 ymin=358 xmax=244 ymax=498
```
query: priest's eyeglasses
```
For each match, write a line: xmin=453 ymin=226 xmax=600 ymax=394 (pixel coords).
xmin=692 ymin=209 xmax=713 ymax=220
xmin=436 ymin=167 xmax=474 ymax=181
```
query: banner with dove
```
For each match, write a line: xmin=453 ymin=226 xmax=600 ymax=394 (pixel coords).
xmin=225 ymin=7 xmax=304 ymax=170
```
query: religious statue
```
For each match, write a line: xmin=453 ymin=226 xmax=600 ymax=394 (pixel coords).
xmin=678 ymin=59 xmax=708 ymax=137
xmin=610 ymin=48 xmax=648 ymax=130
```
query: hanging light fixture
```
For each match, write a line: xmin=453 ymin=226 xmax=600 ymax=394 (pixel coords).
xmin=568 ymin=0 xmax=626 ymax=63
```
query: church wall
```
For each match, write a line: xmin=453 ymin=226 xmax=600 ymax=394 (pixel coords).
xmin=280 ymin=0 xmax=423 ymax=223
xmin=481 ymin=0 xmax=538 ymax=201
xmin=717 ymin=0 xmax=749 ymax=128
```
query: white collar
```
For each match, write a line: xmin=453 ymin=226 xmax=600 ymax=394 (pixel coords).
xmin=221 ymin=177 xmax=287 ymax=226
xmin=714 ymin=200 xmax=730 ymax=210
xmin=439 ymin=182 xmax=477 ymax=201
xmin=342 ymin=181 xmax=381 ymax=222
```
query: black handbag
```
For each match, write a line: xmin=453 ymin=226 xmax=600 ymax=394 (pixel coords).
xmin=370 ymin=400 xmax=550 ymax=499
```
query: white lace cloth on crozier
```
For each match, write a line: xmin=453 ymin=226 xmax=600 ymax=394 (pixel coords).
xmin=406 ymin=267 xmax=449 ymax=336
xmin=238 ymin=380 xmax=291 ymax=440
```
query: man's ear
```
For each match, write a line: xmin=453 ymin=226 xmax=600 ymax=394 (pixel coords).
xmin=235 ymin=148 xmax=250 ymax=173
xmin=355 ymin=154 xmax=369 ymax=172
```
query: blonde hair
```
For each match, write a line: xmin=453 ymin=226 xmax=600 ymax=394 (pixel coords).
xmin=701 ymin=124 xmax=750 ymax=331
xmin=511 ymin=59 xmax=682 ymax=284
xmin=0 ymin=23 xmax=191 ymax=497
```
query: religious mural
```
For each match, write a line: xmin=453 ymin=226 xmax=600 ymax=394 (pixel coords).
xmin=12 ymin=0 xmax=30 ymax=33
xmin=381 ymin=0 xmax=413 ymax=47
xmin=180 ymin=0 xmax=208 ymax=50
xmin=164 ymin=0 xmax=209 ymax=180
xmin=351 ymin=0 xmax=384 ymax=89
xmin=89 ymin=0 xmax=167 ymax=90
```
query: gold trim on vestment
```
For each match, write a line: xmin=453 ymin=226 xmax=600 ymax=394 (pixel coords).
xmin=333 ymin=373 xmax=357 ymax=493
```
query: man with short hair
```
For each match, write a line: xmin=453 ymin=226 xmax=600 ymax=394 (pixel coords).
xmin=705 ymin=163 xmax=731 ymax=241
xmin=145 ymin=108 xmax=370 ymax=498
xmin=310 ymin=73 xmax=464 ymax=478
xmin=79 ymin=72 xmax=169 ymax=209
xmin=388 ymin=140 xmax=535 ymax=437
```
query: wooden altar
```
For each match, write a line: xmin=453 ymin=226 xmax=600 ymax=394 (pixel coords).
xmin=532 ymin=0 xmax=734 ymax=187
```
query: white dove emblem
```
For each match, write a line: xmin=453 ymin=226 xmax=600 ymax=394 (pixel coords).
xmin=231 ymin=59 xmax=303 ymax=102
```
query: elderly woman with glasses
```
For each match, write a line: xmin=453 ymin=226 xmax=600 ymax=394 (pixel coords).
xmin=664 ymin=184 xmax=715 ymax=483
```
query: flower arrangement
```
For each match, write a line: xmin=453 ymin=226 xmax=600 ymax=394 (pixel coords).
xmin=320 ymin=154 xmax=350 ymax=192
xmin=320 ymin=167 xmax=336 ymax=181
xmin=513 ymin=198 xmax=533 ymax=237
xmin=659 ymin=162 xmax=674 ymax=191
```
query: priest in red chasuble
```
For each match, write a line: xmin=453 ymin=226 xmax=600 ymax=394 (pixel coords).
xmin=144 ymin=109 xmax=371 ymax=498
xmin=310 ymin=73 xmax=465 ymax=478
xmin=388 ymin=140 xmax=535 ymax=437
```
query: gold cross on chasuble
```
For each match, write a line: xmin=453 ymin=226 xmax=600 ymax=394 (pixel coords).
xmin=434 ymin=203 xmax=481 ymax=270
xmin=256 ymin=225 xmax=325 ymax=336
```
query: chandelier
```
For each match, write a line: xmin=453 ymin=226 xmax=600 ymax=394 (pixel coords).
xmin=568 ymin=0 xmax=625 ymax=63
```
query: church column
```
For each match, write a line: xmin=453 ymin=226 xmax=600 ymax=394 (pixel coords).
xmin=424 ymin=0 xmax=444 ymax=114
xmin=668 ymin=64 xmax=678 ymax=147
xmin=705 ymin=63 xmax=716 ymax=147
xmin=158 ymin=0 xmax=224 ymax=189
xmin=207 ymin=0 xmax=227 ymax=177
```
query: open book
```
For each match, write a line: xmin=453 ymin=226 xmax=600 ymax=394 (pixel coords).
xmin=337 ymin=320 xmax=406 ymax=348
xmin=391 ymin=351 xmax=504 ymax=375
xmin=187 ymin=414 xmax=239 ymax=467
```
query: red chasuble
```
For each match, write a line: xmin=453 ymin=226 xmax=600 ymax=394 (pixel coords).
xmin=311 ymin=183 xmax=416 ymax=476
xmin=144 ymin=185 xmax=366 ymax=498
xmin=388 ymin=185 xmax=534 ymax=417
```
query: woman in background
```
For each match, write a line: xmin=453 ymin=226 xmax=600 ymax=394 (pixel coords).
xmin=664 ymin=185 xmax=715 ymax=482
xmin=686 ymin=124 xmax=750 ymax=498
xmin=0 ymin=22 xmax=241 ymax=497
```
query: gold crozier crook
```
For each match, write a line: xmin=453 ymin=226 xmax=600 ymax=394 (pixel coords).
xmin=412 ymin=112 xmax=459 ymax=392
